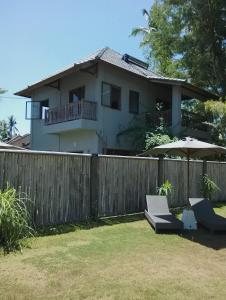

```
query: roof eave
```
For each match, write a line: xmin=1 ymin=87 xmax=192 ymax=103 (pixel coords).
xmin=15 ymin=60 xmax=98 ymax=98
xmin=150 ymin=78 xmax=218 ymax=100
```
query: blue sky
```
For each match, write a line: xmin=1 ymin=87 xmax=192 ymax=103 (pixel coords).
xmin=0 ymin=0 xmax=153 ymax=134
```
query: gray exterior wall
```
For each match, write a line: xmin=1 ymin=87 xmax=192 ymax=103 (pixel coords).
xmin=30 ymin=62 xmax=172 ymax=153
xmin=31 ymin=70 xmax=99 ymax=152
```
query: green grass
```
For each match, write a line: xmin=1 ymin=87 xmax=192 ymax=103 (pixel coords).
xmin=1 ymin=206 xmax=226 ymax=299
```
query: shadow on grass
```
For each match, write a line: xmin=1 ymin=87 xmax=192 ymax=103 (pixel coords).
xmin=180 ymin=226 xmax=226 ymax=250
xmin=36 ymin=213 xmax=145 ymax=237
xmin=213 ymin=201 xmax=226 ymax=208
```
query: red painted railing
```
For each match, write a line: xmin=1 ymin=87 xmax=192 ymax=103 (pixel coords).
xmin=45 ymin=100 xmax=97 ymax=125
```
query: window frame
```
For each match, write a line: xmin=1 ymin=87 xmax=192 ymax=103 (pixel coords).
xmin=129 ymin=90 xmax=139 ymax=114
xmin=101 ymin=81 xmax=121 ymax=111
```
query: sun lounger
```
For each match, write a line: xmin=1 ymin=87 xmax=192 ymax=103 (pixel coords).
xmin=145 ymin=195 xmax=183 ymax=233
xmin=189 ymin=198 xmax=226 ymax=233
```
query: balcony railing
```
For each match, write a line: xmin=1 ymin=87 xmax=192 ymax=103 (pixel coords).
xmin=45 ymin=100 xmax=97 ymax=125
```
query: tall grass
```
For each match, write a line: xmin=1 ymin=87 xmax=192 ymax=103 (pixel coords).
xmin=0 ymin=186 xmax=34 ymax=254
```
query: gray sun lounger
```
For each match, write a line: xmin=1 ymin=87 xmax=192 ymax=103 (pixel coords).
xmin=145 ymin=195 xmax=183 ymax=233
xmin=189 ymin=198 xmax=226 ymax=233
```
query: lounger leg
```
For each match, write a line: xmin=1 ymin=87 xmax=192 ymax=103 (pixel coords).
xmin=155 ymin=228 xmax=159 ymax=234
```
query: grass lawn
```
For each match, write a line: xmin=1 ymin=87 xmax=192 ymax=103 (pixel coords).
xmin=1 ymin=205 xmax=226 ymax=299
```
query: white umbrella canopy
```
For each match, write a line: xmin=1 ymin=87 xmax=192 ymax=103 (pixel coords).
xmin=0 ymin=141 xmax=24 ymax=150
xmin=145 ymin=137 xmax=226 ymax=203
xmin=145 ymin=137 xmax=226 ymax=158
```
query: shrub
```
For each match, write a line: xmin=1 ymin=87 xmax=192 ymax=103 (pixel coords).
xmin=157 ymin=180 xmax=173 ymax=196
xmin=202 ymin=174 xmax=220 ymax=201
xmin=0 ymin=186 xmax=34 ymax=254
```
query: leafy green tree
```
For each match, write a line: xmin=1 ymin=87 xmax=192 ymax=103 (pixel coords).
xmin=132 ymin=0 xmax=226 ymax=96
xmin=204 ymin=99 xmax=226 ymax=145
xmin=0 ymin=120 xmax=8 ymax=140
xmin=0 ymin=115 xmax=19 ymax=141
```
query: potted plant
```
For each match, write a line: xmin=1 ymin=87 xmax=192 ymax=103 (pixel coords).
xmin=202 ymin=174 xmax=220 ymax=201
xmin=157 ymin=180 xmax=173 ymax=196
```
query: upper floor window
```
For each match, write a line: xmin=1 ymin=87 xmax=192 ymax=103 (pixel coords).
xmin=25 ymin=99 xmax=49 ymax=120
xmin=101 ymin=82 xmax=121 ymax=110
xmin=129 ymin=90 xmax=139 ymax=114
xmin=69 ymin=86 xmax=85 ymax=103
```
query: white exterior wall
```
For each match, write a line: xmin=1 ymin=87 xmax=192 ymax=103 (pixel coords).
xmin=30 ymin=62 xmax=172 ymax=153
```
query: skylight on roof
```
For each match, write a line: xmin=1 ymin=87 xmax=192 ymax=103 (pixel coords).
xmin=122 ymin=54 xmax=149 ymax=70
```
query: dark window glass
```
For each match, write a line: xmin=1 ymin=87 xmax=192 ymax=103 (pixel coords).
xmin=129 ymin=90 xmax=139 ymax=114
xmin=101 ymin=82 xmax=121 ymax=110
xmin=69 ymin=86 xmax=85 ymax=103
xmin=40 ymin=99 xmax=49 ymax=119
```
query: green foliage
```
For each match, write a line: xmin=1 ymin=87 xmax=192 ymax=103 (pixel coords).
xmin=202 ymin=174 xmax=220 ymax=201
xmin=0 ymin=186 xmax=34 ymax=254
xmin=0 ymin=115 xmax=19 ymax=141
xmin=145 ymin=131 xmax=177 ymax=150
xmin=145 ymin=119 xmax=177 ymax=150
xmin=118 ymin=116 xmax=176 ymax=153
xmin=0 ymin=120 xmax=8 ymax=140
xmin=181 ymin=99 xmax=205 ymax=115
xmin=157 ymin=180 xmax=173 ymax=196
xmin=204 ymin=98 xmax=226 ymax=145
xmin=132 ymin=0 xmax=226 ymax=96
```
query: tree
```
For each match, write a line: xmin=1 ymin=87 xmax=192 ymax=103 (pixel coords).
xmin=0 ymin=116 xmax=19 ymax=141
xmin=7 ymin=115 xmax=19 ymax=139
xmin=204 ymin=99 xmax=226 ymax=145
xmin=132 ymin=0 xmax=226 ymax=96
xmin=0 ymin=120 xmax=8 ymax=140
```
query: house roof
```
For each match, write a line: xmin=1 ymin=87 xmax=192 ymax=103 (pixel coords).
xmin=15 ymin=47 xmax=217 ymax=99
xmin=7 ymin=134 xmax=30 ymax=149
xmin=0 ymin=141 xmax=24 ymax=150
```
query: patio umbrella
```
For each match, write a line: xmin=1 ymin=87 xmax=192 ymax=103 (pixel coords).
xmin=144 ymin=137 xmax=226 ymax=202
xmin=0 ymin=141 xmax=24 ymax=150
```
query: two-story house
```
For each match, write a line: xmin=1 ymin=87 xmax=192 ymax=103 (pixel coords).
xmin=15 ymin=47 xmax=217 ymax=154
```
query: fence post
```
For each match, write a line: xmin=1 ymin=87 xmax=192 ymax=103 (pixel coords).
xmin=157 ymin=156 xmax=164 ymax=187
xmin=203 ymin=160 xmax=207 ymax=176
xmin=90 ymin=154 xmax=99 ymax=219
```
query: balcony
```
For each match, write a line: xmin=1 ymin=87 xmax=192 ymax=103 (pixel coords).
xmin=43 ymin=100 xmax=97 ymax=134
xmin=45 ymin=100 xmax=97 ymax=125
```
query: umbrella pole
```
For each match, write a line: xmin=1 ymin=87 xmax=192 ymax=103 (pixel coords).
xmin=187 ymin=154 xmax=190 ymax=205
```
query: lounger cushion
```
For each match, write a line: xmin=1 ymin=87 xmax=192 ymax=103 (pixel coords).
xmin=145 ymin=195 xmax=183 ymax=232
xmin=145 ymin=210 xmax=183 ymax=230
xmin=189 ymin=198 xmax=226 ymax=232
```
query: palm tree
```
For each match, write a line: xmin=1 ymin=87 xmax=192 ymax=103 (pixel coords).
xmin=131 ymin=9 xmax=157 ymax=45
xmin=7 ymin=115 xmax=19 ymax=138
